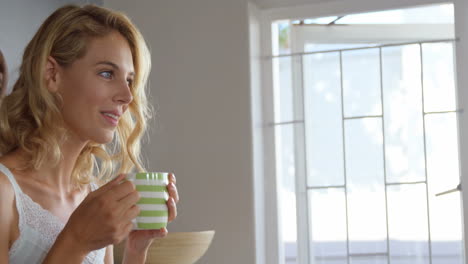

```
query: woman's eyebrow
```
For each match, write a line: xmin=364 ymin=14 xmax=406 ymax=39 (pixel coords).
xmin=95 ymin=61 xmax=135 ymax=76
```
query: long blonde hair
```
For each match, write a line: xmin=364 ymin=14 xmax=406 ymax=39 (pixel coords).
xmin=0 ymin=4 xmax=152 ymax=186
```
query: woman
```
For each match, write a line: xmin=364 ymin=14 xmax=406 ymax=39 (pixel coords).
xmin=0 ymin=4 xmax=179 ymax=264
xmin=0 ymin=49 xmax=7 ymax=97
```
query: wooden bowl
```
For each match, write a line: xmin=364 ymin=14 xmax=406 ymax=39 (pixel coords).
xmin=114 ymin=230 xmax=215 ymax=264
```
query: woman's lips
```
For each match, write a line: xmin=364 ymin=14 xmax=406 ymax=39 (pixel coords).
xmin=101 ymin=112 xmax=119 ymax=126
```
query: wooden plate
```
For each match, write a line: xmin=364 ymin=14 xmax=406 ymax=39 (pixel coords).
xmin=114 ymin=230 xmax=215 ymax=264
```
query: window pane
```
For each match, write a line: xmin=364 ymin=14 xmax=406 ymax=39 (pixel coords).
xmin=350 ymin=256 xmax=387 ymax=264
xmin=422 ymin=43 xmax=456 ymax=112
xmin=382 ymin=45 xmax=426 ymax=183
xmin=425 ymin=114 xmax=460 ymax=193
xmin=342 ymin=48 xmax=382 ymax=117
xmin=309 ymin=188 xmax=347 ymax=264
xmin=273 ymin=21 xmax=291 ymax=56
xmin=304 ymin=52 xmax=344 ymax=187
xmin=344 ymin=118 xmax=387 ymax=255
xmin=273 ymin=57 xmax=294 ymax=122
xmin=425 ymin=113 xmax=463 ymax=264
xmin=275 ymin=124 xmax=298 ymax=263
xmin=336 ymin=4 xmax=454 ymax=24
xmin=387 ymin=184 xmax=429 ymax=264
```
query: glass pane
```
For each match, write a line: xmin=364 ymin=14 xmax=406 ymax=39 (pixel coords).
xmin=422 ymin=43 xmax=456 ymax=112
xmin=273 ymin=21 xmax=291 ymax=56
xmin=275 ymin=124 xmax=298 ymax=264
xmin=305 ymin=43 xmax=374 ymax=53
xmin=336 ymin=4 xmax=454 ymax=24
xmin=309 ymin=188 xmax=347 ymax=264
xmin=344 ymin=118 xmax=387 ymax=255
xmin=387 ymin=184 xmax=429 ymax=264
xmin=304 ymin=52 xmax=344 ymax=187
xmin=273 ymin=57 xmax=294 ymax=122
xmin=425 ymin=113 xmax=461 ymax=204
xmin=425 ymin=113 xmax=463 ymax=264
xmin=382 ymin=45 xmax=426 ymax=183
xmin=350 ymin=256 xmax=387 ymax=264
xmin=342 ymin=48 xmax=382 ymax=117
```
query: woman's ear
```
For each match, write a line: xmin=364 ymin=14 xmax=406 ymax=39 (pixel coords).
xmin=44 ymin=56 xmax=61 ymax=93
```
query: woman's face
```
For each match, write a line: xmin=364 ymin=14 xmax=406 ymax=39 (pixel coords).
xmin=56 ymin=31 xmax=134 ymax=144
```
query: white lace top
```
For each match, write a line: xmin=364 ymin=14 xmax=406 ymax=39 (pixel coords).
xmin=0 ymin=163 xmax=106 ymax=264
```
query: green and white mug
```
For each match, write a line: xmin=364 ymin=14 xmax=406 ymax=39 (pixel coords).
xmin=126 ymin=172 xmax=170 ymax=229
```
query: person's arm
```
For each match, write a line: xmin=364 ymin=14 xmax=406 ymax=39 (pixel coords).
xmin=104 ymin=245 xmax=114 ymax=264
xmin=122 ymin=245 xmax=147 ymax=264
xmin=0 ymin=172 xmax=15 ymax=264
xmin=43 ymin=174 xmax=139 ymax=263
xmin=42 ymin=230 xmax=88 ymax=263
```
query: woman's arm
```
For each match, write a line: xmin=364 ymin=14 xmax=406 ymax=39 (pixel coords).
xmin=0 ymin=173 xmax=16 ymax=264
xmin=104 ymin=245 xmax=114 ymax=264
xmin=42 ymin=231 xmax=89 ymax=263
xmin=44 ymin=175 xmax=139 ymax=263
xmin=122 ymin=245 xmax=147 ymax=264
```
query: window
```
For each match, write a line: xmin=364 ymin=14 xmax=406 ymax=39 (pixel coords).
xmin=264 ymin=3 xmax=464 ymax=264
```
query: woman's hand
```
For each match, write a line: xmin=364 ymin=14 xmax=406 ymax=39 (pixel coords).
xmin=59 ymin=174 xmax=140 ymax=255
xmin=123 ymin=173 xmax=179 ymax=263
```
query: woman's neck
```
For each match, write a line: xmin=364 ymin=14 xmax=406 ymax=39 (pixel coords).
xmin=8 ymin=136 xmax=89 ymax=195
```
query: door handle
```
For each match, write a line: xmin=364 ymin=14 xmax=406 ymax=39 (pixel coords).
xmin=435 ymin=183 xmax=462 ymax=197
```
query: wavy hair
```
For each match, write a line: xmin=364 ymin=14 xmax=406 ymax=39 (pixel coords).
xmin=0 ymin=4 xmax=152 ymax=187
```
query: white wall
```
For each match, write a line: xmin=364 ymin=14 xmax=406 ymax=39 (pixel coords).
xmin=104 ymin=1 xmax=257 ymax=263
xmin=254 ymin=0 xmax=328 ymax=10
xmin=0 ymin=0 xmax=102 ymax=95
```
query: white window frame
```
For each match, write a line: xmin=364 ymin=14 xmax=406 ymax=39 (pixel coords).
xmin=250 ymin=0 xmax=468 ymax=263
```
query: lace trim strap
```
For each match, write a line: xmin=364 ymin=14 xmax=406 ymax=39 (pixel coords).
xmin=90 ymin=182 xmax=99 ymax=192
xmin=0 ymin=163 xmax=24 ymax=215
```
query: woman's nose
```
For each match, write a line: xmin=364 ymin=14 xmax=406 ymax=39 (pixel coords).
xmin=114 ymin=80 xmax=133 ymax=105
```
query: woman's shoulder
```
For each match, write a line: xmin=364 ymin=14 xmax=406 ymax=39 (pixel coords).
xmin=0 ymin=162 xmax=16 ymax=224
xmin=0 ymin=169 xmax=15 ymax=196
xmin=0 ymin=150 xmax=26 ymax=172
xmin=0 ymin=155 xmax=15 ymax=184
xmin=0 ymin=159 xmax=19 ymax=203
xmin=0 ymin=158 xmax=20 ymax=258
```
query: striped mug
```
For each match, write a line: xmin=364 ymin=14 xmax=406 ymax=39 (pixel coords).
xmin=126 ymin=172 xmax=170 ymax=230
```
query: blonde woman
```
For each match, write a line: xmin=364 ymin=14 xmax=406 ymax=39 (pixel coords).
xmin=0 ymin=49 xmax=6 ymax=97
xmin=0 ymin=4 xmax=179 ymax=264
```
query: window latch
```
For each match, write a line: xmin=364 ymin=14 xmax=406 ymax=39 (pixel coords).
xmin=435 ymin=183 xmax=462 ymax=197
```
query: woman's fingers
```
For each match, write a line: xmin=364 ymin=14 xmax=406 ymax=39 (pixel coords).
xmin=109 ymin=180 xmax=136 ymax=202
xmin=166 ymin=173 xmax=178 ymax=222
xmin=118 ymin=189 xmax=140 ymax=212
xmin=169 ymin=173 xmax=176 ymax=185
xmin=154 ymin=228 xmax=168 ymax=238
xmin=146 ymin=228 xmax=168 ymax=238
xmin=121 ymin=203 xmax=140 ymax=222
xmin=92 ymin=174 xmax=126 ymax=196
xmin=167 ymin=197 xmax=177 ymax=222
xmin=167 ymin=182 xmax=179 ymax=203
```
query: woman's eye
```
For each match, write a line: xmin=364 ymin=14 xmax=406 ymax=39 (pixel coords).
xmin=99 ymin=71 xmax=113 ymax=79
xmin=127 ymin=79 xmax=134 ymax=86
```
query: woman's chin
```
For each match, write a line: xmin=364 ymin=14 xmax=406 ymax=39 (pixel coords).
xmin=93 ymin=131 xmax=115 ymax=145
